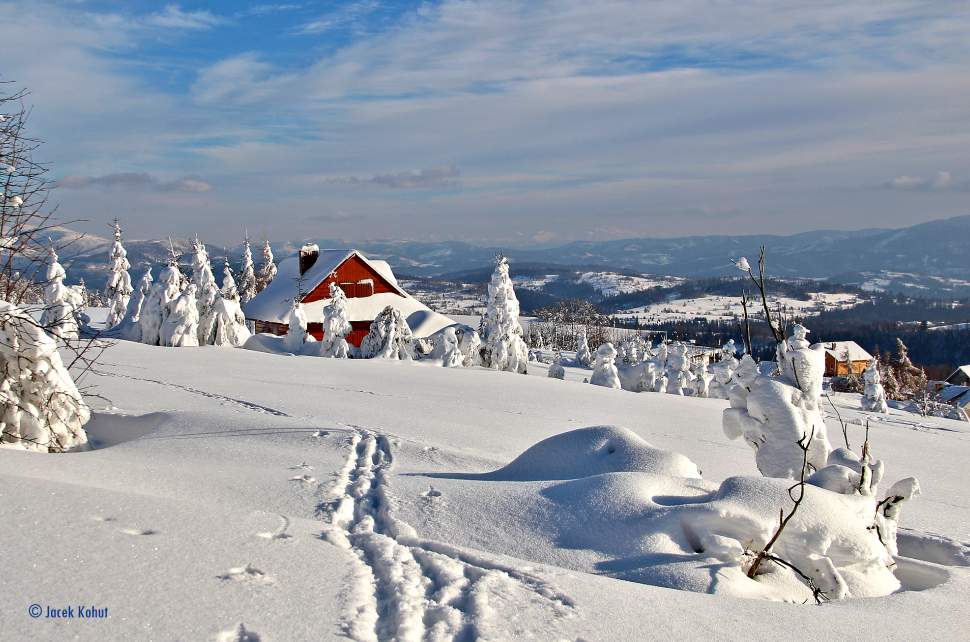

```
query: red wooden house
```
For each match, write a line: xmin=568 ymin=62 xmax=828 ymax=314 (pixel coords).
xmin=243 ymin=245 xmax=456 ymax=346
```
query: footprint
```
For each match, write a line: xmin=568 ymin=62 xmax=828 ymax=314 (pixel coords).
xmin=289 ymin=461 xmax=313 ymax=471
xmin=312 ymin=430 xmax=329 ymax=438
xmin=217 ymin=564 xmax=274 ymax=585
xmin=289 ymin=474 xmax=317 ymax=484
xmin=422 ymin=486 xmax=443 ymax=499
xmin=215 ymin=622 xmax=261 ymax=642
xmin=91 ymin=515 xmax=116 ymax=523
xmin=256 ymin=515 xmax=293 ymax=541
xmin=121 ymin=527 xmax=157 ymax=536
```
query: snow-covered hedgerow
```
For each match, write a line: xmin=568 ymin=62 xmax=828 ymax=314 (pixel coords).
xmin=319 ymin=283 xmax=352 ymax=358
xmin=0 ymin=301 xmax=89 ymax=452
xmin=360 ymin=305 xmax=413 ymax=360
xmin=480 ymin=256 xmax=528 ymax=374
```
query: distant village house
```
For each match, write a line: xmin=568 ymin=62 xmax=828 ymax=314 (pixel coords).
xmin=820 ymin=341 xmax=873 ymax=376
xmin=243 ymin=245 xmax=456 ymax=346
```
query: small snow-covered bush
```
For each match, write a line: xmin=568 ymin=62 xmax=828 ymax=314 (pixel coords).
xmin=664 ymin=341 xmax=693 ymax=395
xmin=692 ymin=354 xmax=712 ymax=398
xmin=431 ymin=326 xmax=463 ymax=367
xmin=574 ymin=328 xmax=592 ymax=367
xmin=0 ymin=302 xmax=90 ymax=452
xmin=360 ymin=305 xmax=413 ymax=360
xmin=547 ymin=353 xmax=565 ymax=379
xmin=458 ymin=328 xmax=481 ymax=367
xmin=589 ymin=343 xmax=621 ymax=389
xmin=861 ymin=360 xmax=889 ymax=413
xmin=709 ymin=340 xmax=738 ymax=399
xmin=283 ymin=301 xmax=312 ymax=353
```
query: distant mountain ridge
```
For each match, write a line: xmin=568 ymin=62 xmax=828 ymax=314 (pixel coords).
xmin=47 ymin=215 xmax=970 ymax=296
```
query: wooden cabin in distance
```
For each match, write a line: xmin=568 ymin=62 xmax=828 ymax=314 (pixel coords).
xmin=243 ymin=244 xmax=456 ymax=346
xmin=819 ymin=340 xmax=873 ymax=376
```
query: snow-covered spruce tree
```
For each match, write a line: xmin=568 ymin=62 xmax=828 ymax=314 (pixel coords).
xmin=161 ymin=283 xmax=200 ymax=347
xmin=431 ymin=326 xmax=464 ymax=367
xmin=104 ymin=220 xmax=132 ymax=328
xmin=40 ymin=246 xmax=81 ymax=340
xmin=117 ymin=267 xmax=152 ymax=341
xmin=861 ymin=360 xmax=889 ymax=413
xmin=139 ymin=249 xmax=183 ymax=346
xmin=479 ymin=256 xmax=528 ymax=374
xmin=283 ymin=300 xmax=311 ymax=353
xmin=589 ymin=342 xmax=621 ymax=389
xmin=190 ymin=238 xmax=219 ymax=345
xmin=238 ymin=236 xmax=258 ymax=304
xmin=0 ymin=302 xmax=90 ymax=451
xmin=665 ymin=341 xmax=693 ymax=395
xmin=199 ymin=258 xmax=251 ymax=347
xmin=547 ymin=352 xmax=565 ymax=379
xmin=650 ymin=341 xmax=669 ymax=392
xmin=319 ymin=283 xmax=352 ymax=358
xmin=360 ymin=305 xmax=413 ymax=360
xmin=256 ymin=240 xmax=277 ymax=293
xmin=574 ymin=327 xmax=592 ymax=367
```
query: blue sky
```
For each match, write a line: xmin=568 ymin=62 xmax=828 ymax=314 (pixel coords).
xmin=3 ymin=1 xmax=970 ymax=245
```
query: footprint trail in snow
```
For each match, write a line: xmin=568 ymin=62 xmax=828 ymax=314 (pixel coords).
xmin=318 ymin=428 xmax=574 ymax=642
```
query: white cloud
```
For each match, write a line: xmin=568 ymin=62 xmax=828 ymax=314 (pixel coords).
xmin=146 ymin=4 xmax=225 ymax=31
xmin=58 ymin=172 xmax=212 ymax=193
xmin=883 ymin=171 xmax=962 ymax=191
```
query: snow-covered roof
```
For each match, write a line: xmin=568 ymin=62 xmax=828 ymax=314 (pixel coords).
xmin=816 ymin=341 xmax=873 ymax=363
xmin=242 ymin=248 xmax=455 ymax=338
xmin=939 ymin=385 xmax=970 ymax=406
xmin=946 ymin=365 xmax=970 ymax=383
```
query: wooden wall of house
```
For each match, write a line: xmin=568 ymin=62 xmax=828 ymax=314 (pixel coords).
xmin=303 ymin=255 xmax=400 ymax=304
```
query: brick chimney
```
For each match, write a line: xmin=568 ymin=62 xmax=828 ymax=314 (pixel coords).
xmin=299 ymin=243 xmax=319 ymax=275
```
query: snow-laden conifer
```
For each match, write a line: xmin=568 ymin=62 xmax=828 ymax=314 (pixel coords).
xmin=319 ymin=283 xmax=352 ymax=358
xmin=200 ymin=257 xmax=251 ymax=347
xmin=283 ymin=300 xmax=311 ymax=353
xmin=40 ymin=246 xmax=81 ymax=340
xmin=161 ymin=283 xmax=200 ymax=347
xmin=190 ymin=238 xmax=219 ymax=344
xmin=256 ymin=240 xmax=277 ymax=293
xmin=0 ymin=302 xmax=90 ymax=452
xmin=547 ymin=352 xmax=566 ymax=379
xmin=117 ymin=267 xmax=152 ymax=341
xmin=104 ymin=220 xmax=132 ymax=328
xmin=360 ymin=305 xmax=413 ymax=360
xmin=140 ymin=249 xmax=183 ymax=346
xmin=480 ymin=256 xmax=528 ymax=374
xmin=431 ymin=326 xmax=463 ymax=367
xmin=238 ymin=237 xmax=258 ymax=303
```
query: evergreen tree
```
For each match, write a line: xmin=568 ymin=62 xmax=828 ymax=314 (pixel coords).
xmin=104 ymin=220 xmax=132 ymax=328
xmin=480 ymin=255 xmax=528 ymax=374
xmin=190 ymin=238 xmax=219 ymax=344
xmin=40 ymin=246 xmax=81 ymax=340
xmin=238 ymin=236 xmax=257 ymax=303
xmin=319 ymin=283 xmax=352 ymax=358
xmin=256 ymin=240 xmax=277 ymax=293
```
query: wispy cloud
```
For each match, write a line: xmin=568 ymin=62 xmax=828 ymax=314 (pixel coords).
xmin=323 ymin=166 xmax=461 ymax=189
xmin=294 ymin=0 xmax=379 ymax=35
xmin=145 ymin=4 xmax=226 ymax=30
xmin=58 ymin=173 xmax=212 ymax=193
xmin=882 ymin=171 xmax=968 ymax=192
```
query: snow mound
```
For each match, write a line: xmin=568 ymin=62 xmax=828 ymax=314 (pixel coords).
xmin=82 ymin=412 xmax=169 ymax=450
xmin=479 ymin=426 xmax=702 ymax=481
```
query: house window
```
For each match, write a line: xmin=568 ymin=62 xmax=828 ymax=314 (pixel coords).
xmin=339 ymin=280 xmax=375 ymax=298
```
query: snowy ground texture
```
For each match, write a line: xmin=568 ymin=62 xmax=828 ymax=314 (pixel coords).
xmin=614 ymin=292 xmax=863 ymax=324
xmin=3 ymin=340 xmax=970 ymax=641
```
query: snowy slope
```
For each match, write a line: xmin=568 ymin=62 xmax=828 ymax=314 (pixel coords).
xmin=615 ymin=292 xmax=863 ymax=324
xmin=2 ymin=341 xmax=969 ymax=641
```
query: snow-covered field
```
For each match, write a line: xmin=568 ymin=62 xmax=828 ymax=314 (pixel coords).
xmin=615 ymin=292 xmax=864 ymax=324
xmin=2 ymin=338 xmax=969 ymax=641
xmin=576 ymin=272 xmax=683 ymax=297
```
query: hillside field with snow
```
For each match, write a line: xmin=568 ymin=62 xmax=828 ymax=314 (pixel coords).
xmin=614 ymin=292 xmax=863 ymax=324
xmin=2 ymin=333 xmax=969 ymax=641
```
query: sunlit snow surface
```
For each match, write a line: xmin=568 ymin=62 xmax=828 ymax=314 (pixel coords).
xmin=2 ymin=331 xmax=969 ymax=640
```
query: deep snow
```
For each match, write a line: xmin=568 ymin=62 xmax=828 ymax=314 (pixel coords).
xmin=2 ymin=337 xmax=969 ymax=641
